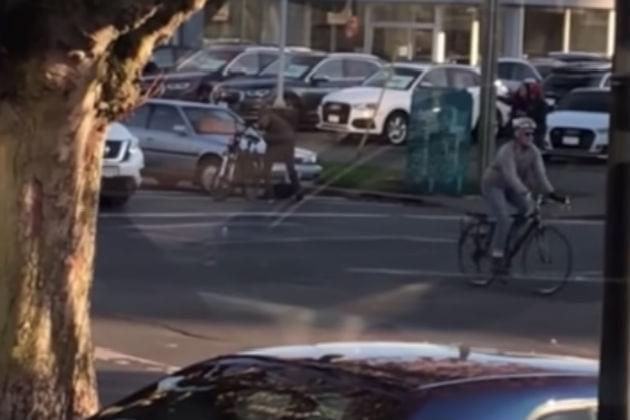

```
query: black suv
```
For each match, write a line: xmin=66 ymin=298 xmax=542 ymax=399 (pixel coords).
xmin=543 ymin=61 xmax=611 ymax=107
xmin=143 ymin=43 xmax=282 ymax=101
xmin=211 ymin=51 xmax=383 ymax=127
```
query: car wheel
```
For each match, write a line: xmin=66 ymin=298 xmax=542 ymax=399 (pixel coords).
xmin=383 ymin=112 xmax=408 ymax=146
xmin=197 ymin=156 xmax=222 ymax=194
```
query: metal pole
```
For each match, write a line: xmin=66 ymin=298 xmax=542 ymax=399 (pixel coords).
xmin=598 ymin=1 xmax=630 ymax=419
xmin=273 ymin=0 xmax=288 ymax=108
xmin=477 ymin=0 xmax=499 ymax=182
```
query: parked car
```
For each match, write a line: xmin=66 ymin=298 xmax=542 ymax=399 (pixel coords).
xmin=542 ymin=62 xmax=611 ymax=107
xmin=90 ymin=341 xmax=597 ymax=420
xmin=544 ymin=87 xmax=610 ymax=159
xmin=142 ymin=44 xmax=283 ymax=101
xmin=123 ymin=99 xmax=321 ymax=192
xmin=498 ymin=58 xmax=543 ymax=93
xmin=211 ymin=51 xmax=384 ymax=128
xmin=317 ymin=63 xmax=511 ymax=145
xmin=547 ymin=51 xmax=610 ymax=63
xmin=101 ymin=123 xmax=144 ymax=208
xmin=143 ymin=45 xmax=196 ymax=75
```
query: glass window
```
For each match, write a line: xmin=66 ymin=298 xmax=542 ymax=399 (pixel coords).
xmin=313 ymin=59 xmax=344 ymax=79
xmin=498 ymin=62 xmax=539 ymax=81
xmin=183 ymin=107 xmax=237 ymax=135
xmin=570 ymin=9 xmax=608 ymax=53
xmin=261 ymin=54 xmax=326 ymax=79
xmin=177 ymin=48 xmax=241 ymax=72
xmin=364 ymin=67 xmax=424 ymax=90
xmin=124 ymin=105 xmax=150 ymax=128
xmin=524 ymin=8 xmax=564 ymax=56
xmin=449 ymin=69 xmax=479 ymax=88
xmin=444 ymin=6 xmax=476 ymax=63
xmin=556 ymin=90 xmax=610 ymax=113
xmin=422 ymin=69 xmax=449 ymax=87
xmin=147 ymin=106 xmax=186 ymax=132
xmin=227 ymin=52 xmax=260 ymax=75
xmin=259 ymin=52 xmax=279 ymax=70
xmin=344 ymin=59 xmax=380 ymax=79
xmin=370 ymin=4 xmax=434 ymax=22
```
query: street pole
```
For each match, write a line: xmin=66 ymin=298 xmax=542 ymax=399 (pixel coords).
xmin=598 ymin=1 xmax=630 ymax=419
xmin=273 ymin=0 xmax=288 ymax=108
xmin=477 ymin=0 xmax=499 ymax=182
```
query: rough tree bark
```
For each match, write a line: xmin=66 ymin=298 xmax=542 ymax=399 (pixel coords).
xmin=0 ymin=1 xmax=224 ymax=419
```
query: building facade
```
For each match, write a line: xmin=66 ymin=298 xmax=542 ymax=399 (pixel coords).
xmin=177 ymin=0 xmax=615 ymax=64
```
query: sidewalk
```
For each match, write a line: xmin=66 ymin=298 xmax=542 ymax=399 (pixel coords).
xmin=298 ymin=132 xmax=607 ymax=219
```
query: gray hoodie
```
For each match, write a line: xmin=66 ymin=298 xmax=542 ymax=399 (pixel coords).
xmin=483 ymin=141 xmax=554 ymax=195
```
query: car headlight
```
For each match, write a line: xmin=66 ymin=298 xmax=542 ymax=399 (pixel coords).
xmin=352 ymin=103 xmax=378 ymax=118
xmin=246 ymin=89 xmax=272 ymax=98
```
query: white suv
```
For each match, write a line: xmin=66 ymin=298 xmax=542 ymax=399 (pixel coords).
xmin=101 ymin=123 xmax=144 ymax=207
xmin=318 ymin=63 xmax=510 ymax=145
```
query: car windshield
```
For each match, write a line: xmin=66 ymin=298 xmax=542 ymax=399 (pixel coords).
xmin=260 ymin=55 xmax=325 ymax=78
xmin=363 ymin=67 xmax=424 ymax=90
xmin=543 ymin=72 xmax=607 ymax=97
xmin=556 ymin=91 xmax=610 ymax=113
xmin=176 ymin=48 xmax=241 ymax=72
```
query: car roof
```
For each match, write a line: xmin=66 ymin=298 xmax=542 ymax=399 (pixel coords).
xmin=499 ymin=57 xmax=532 ymax=65
xmin=549 ymin=61 xmax=612 ymax=74
xmin=327 ymin=52 xmax=382 ymax=61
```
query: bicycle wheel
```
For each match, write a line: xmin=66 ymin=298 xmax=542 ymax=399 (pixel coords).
xmin=240 ymin=154 xmax=263 ymax=201
xmin=521 ymin=226 xmax=573 ymax=296
xmin=458 ymin=221 xmax=495 ymax=287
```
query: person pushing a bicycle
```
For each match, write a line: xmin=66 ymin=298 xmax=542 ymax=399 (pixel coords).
xmin=482 ymin=117 xmax=566 ymax=271
xmin=257 ymin=105 xmax=303 ymax=201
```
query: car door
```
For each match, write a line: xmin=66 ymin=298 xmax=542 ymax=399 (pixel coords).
xmin=143 ymin=104 xmax=195 ymax=180
xmin=300 ymin=58 xmax=346 ymax=112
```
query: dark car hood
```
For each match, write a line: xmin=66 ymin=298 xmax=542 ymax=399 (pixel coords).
xmin=243 ymin=342 xmax=598 ymax=375
xmin=215 ymin=76 xmax=308 ymax=91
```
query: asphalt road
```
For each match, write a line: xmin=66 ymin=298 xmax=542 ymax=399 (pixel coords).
xmin=92 ymin=188 xmax=605 ymax=405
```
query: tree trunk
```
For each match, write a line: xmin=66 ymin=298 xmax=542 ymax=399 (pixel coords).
xmin=0 ymin=87 xmax=107 ymax=419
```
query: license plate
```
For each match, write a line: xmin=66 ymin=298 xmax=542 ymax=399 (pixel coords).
xmin=327 ymin=114 xmax=340 ymax=123
xmin=102 ymin=166 xmax=119 ymax=177
xmin=563 ymin=136 xmax=580 ymax=146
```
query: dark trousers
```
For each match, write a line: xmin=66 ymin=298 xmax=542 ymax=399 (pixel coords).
xmin=263 ymin=146 xmax=301 ymax=197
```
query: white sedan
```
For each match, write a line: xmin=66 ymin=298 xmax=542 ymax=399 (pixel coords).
xmin=544 ymin=87 xmax=610 ymax=159
xmin=318 ymin=63 xmax=510 ymax=145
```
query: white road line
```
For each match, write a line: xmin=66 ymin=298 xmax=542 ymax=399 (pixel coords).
xmin=212 ymin=235 xmax=457 ymax=246
xmin=95 ymin=346 xmax=180 ymax=373
xmin=348 ymin=267 xmax=603 ymax=283
xmin=100 ymin=211 xmax=389 ymax=219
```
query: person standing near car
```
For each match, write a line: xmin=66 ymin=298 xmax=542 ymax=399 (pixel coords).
xmin=257 ymin=106 xmax=303 ymax=201
xmin=525 ymin=80 xmax=549 ymax=149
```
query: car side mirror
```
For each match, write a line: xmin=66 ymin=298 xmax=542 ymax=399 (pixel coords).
xmin=172 ymin=124 xmax=188 ymax=136
xmin=311 ymin=74 xmax=331 ymax=85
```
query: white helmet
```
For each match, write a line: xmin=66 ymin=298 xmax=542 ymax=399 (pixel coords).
xmin=512 ymin=117 xmax=537 ymax=131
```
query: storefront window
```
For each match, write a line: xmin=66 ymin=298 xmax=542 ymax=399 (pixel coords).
xmin=444 ymin=6 xmax=476 ymax=64
xmin=203 ymin=0 xmax=264 ymax=43
xmin=524 ymin=7 xmax=564 ymax=57
xmin=310 ymin=1 xmax=365 ymax=53
xmin=370 ymin=4 xmax=434 ymax=23
xmin=570 ymin=9 xmax=608 ymax=53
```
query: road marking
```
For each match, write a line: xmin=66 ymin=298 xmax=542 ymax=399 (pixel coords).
xmin=95 ymin=346 xmax=180 ymax=373
xmin=100 ymin=211 xmax=389 ymax=219
xmin=210 ymin=235 xmax=457 ymax=246
xmin=348 ymin=267 xmax=604 ymax=283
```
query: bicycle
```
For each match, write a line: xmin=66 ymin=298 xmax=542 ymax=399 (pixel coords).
xmin=458 ymin=195 xmax=572 ymax=296
xmin=211 ymin=126 xmax=264 ymax=202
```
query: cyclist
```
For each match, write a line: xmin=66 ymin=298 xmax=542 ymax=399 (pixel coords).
xmin=482 ymin=116 xmax=565 ymax=271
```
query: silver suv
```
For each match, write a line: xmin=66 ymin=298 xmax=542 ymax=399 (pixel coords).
xmin=123 ymin=99 xmax=321 ymax=192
